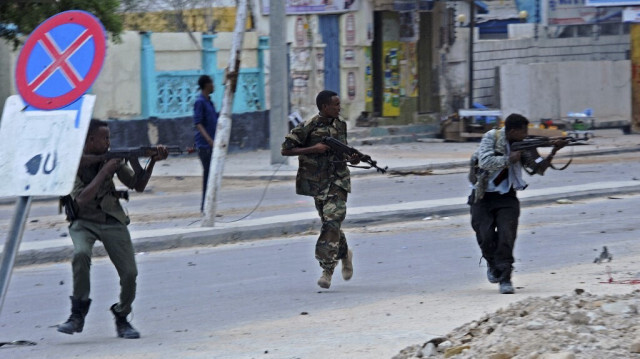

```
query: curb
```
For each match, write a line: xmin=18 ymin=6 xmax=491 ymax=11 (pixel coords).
xmin=14 ymin=184 xmax=640 ymax=267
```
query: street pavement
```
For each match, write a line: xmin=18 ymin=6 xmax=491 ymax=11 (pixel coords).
xmin=1 ymin=128 xmax=639 ymax=266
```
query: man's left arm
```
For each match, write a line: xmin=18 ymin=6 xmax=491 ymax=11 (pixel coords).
xmin=520 ymin=139 xmax=568 ymax=176
xmin=118 ymin=146 xmax=169 ymax=192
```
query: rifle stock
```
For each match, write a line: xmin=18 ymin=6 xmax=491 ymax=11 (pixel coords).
xmin=321 ymin=136 xmax=388 ymax=174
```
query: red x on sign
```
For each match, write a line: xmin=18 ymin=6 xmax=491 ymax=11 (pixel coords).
xmin=15 ymin=10 xmax=106 ymax=110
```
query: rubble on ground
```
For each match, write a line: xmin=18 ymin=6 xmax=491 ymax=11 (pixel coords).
xmin=393 ymin=290 xmax=640 ymax=359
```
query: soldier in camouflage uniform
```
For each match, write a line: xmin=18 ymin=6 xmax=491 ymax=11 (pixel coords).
xmin=281 ymin=90 xmax=359 ymax=289
xmin=57 ymin=119 xmax=168 ymax=338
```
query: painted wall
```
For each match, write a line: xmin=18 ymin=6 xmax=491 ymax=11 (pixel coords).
xmin=0 ymin=40 xmax=16 ymax=111
xmin=92 ymin=31 xmax=142 ymax=119
xmin=498 ymin=60 xmax=630 ymax=122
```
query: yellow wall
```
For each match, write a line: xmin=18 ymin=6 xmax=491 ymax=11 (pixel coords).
xmin=123 ymin=7 xmax=252 ymax=32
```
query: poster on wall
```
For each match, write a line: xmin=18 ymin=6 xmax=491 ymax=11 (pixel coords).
xmin=382 ymin=41 xmax=400 ymax=117
xmin=364 ymin=47 xmax=373 ymax=110
xmin=347 ymin=71 xmax=356 ymax=100
xmin=399 ymin=43 xmax=418 ymax=98
xmin=262 ymin=0 xmax=358 ymax=15
xmin=548 ymin=0 xmax=622 ymax=25
xmin=294 ymin=16 xmax=312 ymax=47
xmin=399 ymin=12 xmax=419 ymax=42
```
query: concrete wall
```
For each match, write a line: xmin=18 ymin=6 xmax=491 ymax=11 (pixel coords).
xmin=471 ymin=34 xmax=629 ymax=107
xmin=498 ymin=60 xmax=630 ymax=122
xmin=92 ymin=31 xmax=142 ymax=119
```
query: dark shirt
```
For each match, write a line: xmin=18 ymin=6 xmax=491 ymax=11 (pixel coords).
xmin=71 ymin=162 xmax=138 ymax=225
xmin=193 ymin=93 xmax=218 ymax=149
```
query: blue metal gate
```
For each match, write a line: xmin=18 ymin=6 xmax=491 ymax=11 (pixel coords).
xmin=318 ymin=15 xmax=340 ymax=95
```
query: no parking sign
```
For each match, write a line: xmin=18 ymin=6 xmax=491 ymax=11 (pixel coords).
xmin=15 ymin=10 xmax=106 ymax=110
xmin=0 ymin=10 xmax=106 ymax=196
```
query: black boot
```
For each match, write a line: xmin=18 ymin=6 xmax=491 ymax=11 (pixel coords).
xmin=110 ymin=304 xmax=140 ymax=339
xmin=57 ymin=297 xmax=91 ymax=334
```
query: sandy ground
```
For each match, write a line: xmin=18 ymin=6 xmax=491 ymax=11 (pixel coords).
xmin=205 ymin=253 xmax=638 ymax=359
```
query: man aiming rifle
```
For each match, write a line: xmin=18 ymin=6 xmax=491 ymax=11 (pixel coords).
xmin=468 ymin=114 xmax=568 ymax=294
xmin=57 ymin=119 xmax=169 ymax=339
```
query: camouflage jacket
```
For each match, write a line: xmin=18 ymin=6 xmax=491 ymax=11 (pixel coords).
xmin=281 ymin=115 xmax=351 ymax=198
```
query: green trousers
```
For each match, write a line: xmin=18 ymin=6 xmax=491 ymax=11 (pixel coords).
xmin=314 ymin=184 xmax=349 ymax=272
xmin=69 ymin=219 xmax=138 ymax=315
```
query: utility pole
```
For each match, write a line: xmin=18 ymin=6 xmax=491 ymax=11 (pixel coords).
xmin=269 ymin=0 xmax=289 ymax=164
xmin=201 ymin=0 xmax=248 ymax=227
xmin=468 ymin=0 xmax=475 ymax=108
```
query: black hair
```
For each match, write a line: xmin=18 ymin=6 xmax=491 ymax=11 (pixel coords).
xmin=316 ymin=90 xmax=338 ymax=111
xmin=88 ymin=119 xmax=108 ymax=135
xmin=198 ymin=75 xmax=213 ymax=90
xmin=504 ymin=113 xmax=529 ymax=131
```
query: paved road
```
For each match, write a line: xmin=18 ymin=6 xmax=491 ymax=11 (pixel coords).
xmin=1 ymin=152 xmax=639 ymax=247
xmin=2 ymin=193 xmax=639 ymax=358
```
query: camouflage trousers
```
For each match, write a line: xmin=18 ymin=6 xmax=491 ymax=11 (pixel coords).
xmin=314 ymin=184 xmax=349 ymax=273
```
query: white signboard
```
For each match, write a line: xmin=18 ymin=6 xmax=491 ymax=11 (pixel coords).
xmin=549 ymin=0 xmax=623 ymax=25
xmin=588 ymin=0 xmax=640 ymax=6
xmin=262 ymin=0 xmax=358 ymax=14
xmin=623 ymin=6 xmax=640 ymax=21
xmin=0 ymin=95 xmax=95 ymax=197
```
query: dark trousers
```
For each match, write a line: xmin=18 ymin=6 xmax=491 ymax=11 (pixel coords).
xmin=198 ymin=148 xmax=212 ymax=212
xmin=69 ymin=219 xmax=137 ymax=315
xmin=470 ymin=190 xmax=520 ymax=272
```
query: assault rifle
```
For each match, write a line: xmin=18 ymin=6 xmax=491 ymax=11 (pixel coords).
xmin=511 ymin=135 xmax=589 ymax=152
xmin=511 ymin=135 xmax=590 ymax=172
xmin=104 ymin=146 xmax=183 ymax=159
xmin=322 ymin=136 xmax=388 ymax=174
xmin=80 ymin=146 xmax=183 ymax=166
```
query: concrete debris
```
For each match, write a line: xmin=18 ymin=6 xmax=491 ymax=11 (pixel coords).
xmin=393 ymin=290 xmax=640 ymax=359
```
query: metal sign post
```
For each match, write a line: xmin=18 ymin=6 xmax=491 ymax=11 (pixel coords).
xmin=0 ymin=197 xmax=32 ymax=315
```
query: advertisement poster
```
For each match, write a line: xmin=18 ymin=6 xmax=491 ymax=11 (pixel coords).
xmin=548 ymin=0 xmax=622 ymax=25
xmin=347 ymin=71 xmax=356 ymax=100
xmin=400 ymin=43 xmax=418 ymax=98
xmin=364 ymin=47 xmax=373 ymax=110
xmin=399 ymin=12 xmax=419 ymax=42
xmin=262 ymin=0 xmax=358 ymax=15
xmin=382 ymin=41 xmax=400 ymax=117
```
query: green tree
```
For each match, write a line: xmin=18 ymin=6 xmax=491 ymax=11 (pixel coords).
xmin=0 ymin=0 xmax=124 ymax=49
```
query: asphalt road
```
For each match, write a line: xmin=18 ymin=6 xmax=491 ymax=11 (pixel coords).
xmin=1 ymin=152 xmax=639 ymax=245
xmin=2 ymin=192 xmax=640 ymax=358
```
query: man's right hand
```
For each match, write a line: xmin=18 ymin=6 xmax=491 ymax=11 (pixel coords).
xmin=311 ymin=143 xmax=330 ymax=154
xmin=102 ymin=159 xmax=123 ymax=176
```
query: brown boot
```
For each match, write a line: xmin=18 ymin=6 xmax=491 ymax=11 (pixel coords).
xmin=317 ymin=270 xmax=333 ymax=289
xmin=341 ymin=250 xmax=353 ymax=281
